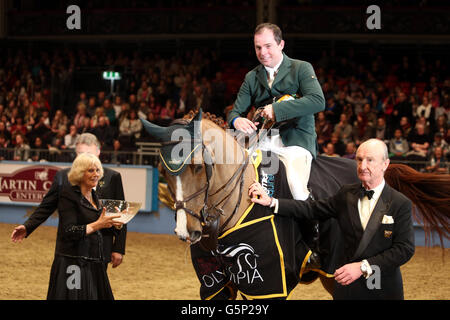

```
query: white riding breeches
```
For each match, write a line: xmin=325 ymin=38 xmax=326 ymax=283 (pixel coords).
xmin=258 ymin=134 xmax=312 ymax=201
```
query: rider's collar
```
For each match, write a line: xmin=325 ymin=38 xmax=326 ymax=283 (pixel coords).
xmin=264 ymin=55 xmax=283 ymax=78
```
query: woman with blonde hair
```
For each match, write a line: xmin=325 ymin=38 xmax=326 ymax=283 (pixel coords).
xmin=90 ymin=106 xmax=106 ymax=128
xmin=47 ymin=153 xmax=122 ymax=300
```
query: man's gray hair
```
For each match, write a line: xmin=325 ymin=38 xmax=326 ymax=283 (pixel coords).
xmin=75 ymin=133 xmax=101 ymax=149
xmin=380 ymin=140 xmax=389 ymax=160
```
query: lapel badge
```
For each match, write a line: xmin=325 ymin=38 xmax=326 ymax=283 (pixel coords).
xmin=384 ymin=230 xmax=393 ymax=238
xmin=98 ymin=180 xmax=105 ymax=188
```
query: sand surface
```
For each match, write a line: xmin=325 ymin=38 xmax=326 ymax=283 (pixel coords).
xmin=1 ymin=223 xmax=448 ymax=300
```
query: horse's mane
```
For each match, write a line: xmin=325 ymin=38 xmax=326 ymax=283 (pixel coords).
xmin=175 ymin=110 xmax=253 ymax=149
xmin=171 ymin=110 xmax=227 ymax=130
xmin=385 ymin=164 xmax=450 ymax=247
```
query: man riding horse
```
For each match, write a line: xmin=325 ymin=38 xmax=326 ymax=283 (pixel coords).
xmin=228 ymin=22 xmax=324 ymax=202
xmin=227 ymin=22 xmax=325 ymax=269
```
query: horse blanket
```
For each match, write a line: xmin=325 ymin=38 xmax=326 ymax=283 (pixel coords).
xmin=190 ymin=150 xmax=339 ymax=299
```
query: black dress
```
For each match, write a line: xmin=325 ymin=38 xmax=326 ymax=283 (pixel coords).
xmin=24 ymin=167 xmax=127 ymax=264
xmin=47 ymin=184 xmax=117 ymax=300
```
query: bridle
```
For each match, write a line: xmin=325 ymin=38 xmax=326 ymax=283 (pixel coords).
xmin=163 ymin=112 xmax=273 ymax=249
xmin=165 ymin=140 xmax=249 ymax=236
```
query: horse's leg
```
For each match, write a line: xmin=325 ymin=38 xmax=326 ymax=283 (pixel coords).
xmin=319 ymin=275 xmax=334 ymax=297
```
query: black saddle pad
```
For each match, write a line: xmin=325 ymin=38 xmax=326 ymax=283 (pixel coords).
xmin=309 ymin=155 xmax=359 ymax=200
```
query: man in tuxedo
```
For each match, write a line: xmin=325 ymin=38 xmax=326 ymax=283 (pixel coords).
xmin=227 ymin=23 xmax=325 ymax=201
xmin=11 ymin=133 xmax=127 ymax=269
xmin=249 ymin=139 xmax=415 ymax=299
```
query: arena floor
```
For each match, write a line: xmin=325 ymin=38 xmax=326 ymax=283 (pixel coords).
xmin=0 ymin=223 xmax=448 ymax=300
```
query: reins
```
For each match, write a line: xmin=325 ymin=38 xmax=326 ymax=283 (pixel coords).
xmin=164 ymin=114 xmax=274 ymax=248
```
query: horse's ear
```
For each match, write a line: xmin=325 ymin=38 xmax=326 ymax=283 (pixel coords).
xmin=140 ymin=118 xmax=170 ymax=141
xmin=185 ymin=109 xmax=203 ymax=142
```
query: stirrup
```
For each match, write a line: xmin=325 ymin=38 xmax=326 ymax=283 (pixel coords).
xmin=304 ymin=251 xmax=321 ymax=273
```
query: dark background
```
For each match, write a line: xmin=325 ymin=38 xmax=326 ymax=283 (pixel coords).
xmin=0 ymin=1 xmax=448 ymax=168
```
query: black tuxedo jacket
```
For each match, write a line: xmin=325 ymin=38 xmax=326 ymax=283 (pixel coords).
xmin=24 ymin=167 xmax=127 ymax=261
xmin=278 ymin=182 xmax=415 ymax=300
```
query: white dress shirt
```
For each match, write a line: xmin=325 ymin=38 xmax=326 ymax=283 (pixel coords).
xmin=358 ymin=179 xmax=385 ymax=230
xmin=264 ymin=56 xmax=283 ymax=88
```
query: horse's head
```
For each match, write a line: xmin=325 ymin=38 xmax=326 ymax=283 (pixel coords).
xmin=141 ymin=110 xmax=248 ymax=247
xmin=141 ymin=111 xmax=219 ymax=244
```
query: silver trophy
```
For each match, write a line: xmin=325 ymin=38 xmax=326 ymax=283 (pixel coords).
xmin=100 ymin=199 xmax=142 ymax=224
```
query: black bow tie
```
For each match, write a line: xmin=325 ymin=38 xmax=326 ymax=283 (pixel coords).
xmin=359 ymin=187 xmax=374 ymax=200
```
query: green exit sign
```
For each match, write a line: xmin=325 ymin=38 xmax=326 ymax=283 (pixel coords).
xmin=103 ymin=71 xmax=121 ymax=80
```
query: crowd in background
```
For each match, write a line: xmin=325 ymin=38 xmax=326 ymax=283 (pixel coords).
xmin=0 ymin=44 xmax=448 ymax=173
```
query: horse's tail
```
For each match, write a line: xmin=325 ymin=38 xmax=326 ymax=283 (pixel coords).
xmin=385 ymin=163 xmax=450 ymax=247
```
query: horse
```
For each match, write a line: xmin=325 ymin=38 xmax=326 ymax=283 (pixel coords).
xmin=141 ymin=110 xmax=450 ymax=299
